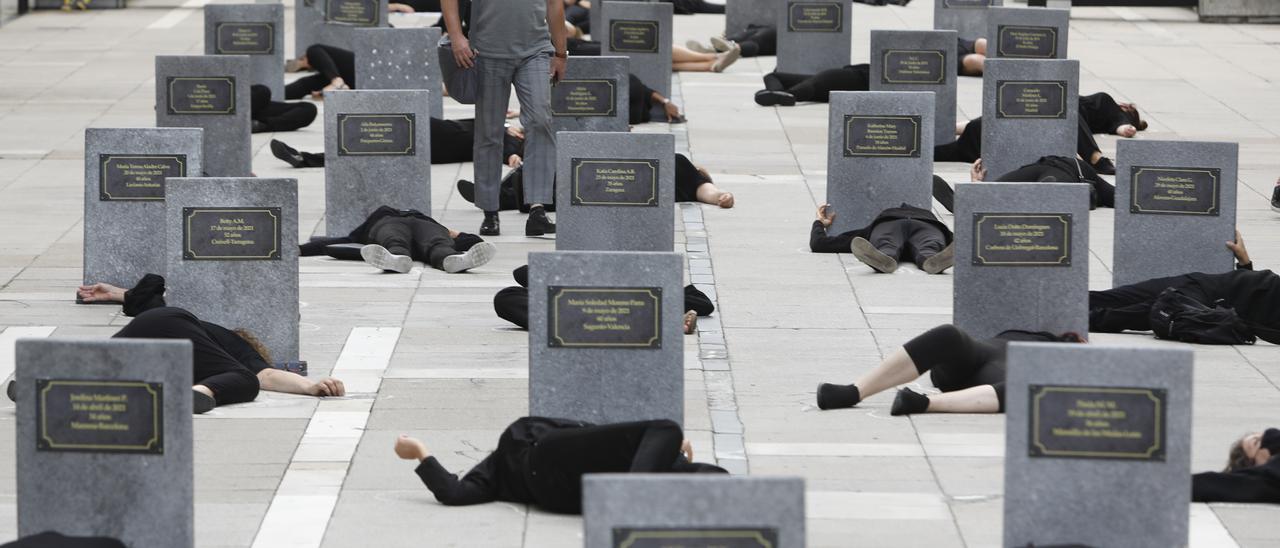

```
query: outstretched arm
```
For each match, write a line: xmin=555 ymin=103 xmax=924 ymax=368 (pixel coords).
xmin=398 ymin=435 xmax=500 ymax=506
xmin=256 ymin=369 xmax=345 ymax=397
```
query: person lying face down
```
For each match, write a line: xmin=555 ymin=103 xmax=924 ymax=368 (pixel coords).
xmin=66 ymin=274 xmax=345 ymax=414
xmin=929 ymin=156 xmax=1116 ymax=214
xmin=394 ymin=416 xmax=727 ymax=514
xmin=1193 ymin=428 xmax=1280 ymax=504
xmin=816 ymin=324 xmax=1084 ymax=416
xmin=299 ymin=206 xmax=496 ymax=275
xmin=809 ymin=203 xmax=955 ymax=274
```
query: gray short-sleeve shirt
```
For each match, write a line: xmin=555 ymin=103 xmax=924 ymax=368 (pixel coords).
xmin=469 ymin=0 xmax=554 ymax=59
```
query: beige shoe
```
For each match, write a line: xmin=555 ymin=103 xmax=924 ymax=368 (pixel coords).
xmin=685 ymin=39 xmax=714 ymax=54
xmin=851 ymin=237 xmax=898 ymax=274
xmin=711 ymin=43 xmax=742 ymax=73
xmin=709 ymin=36 xmax=734 ymax=53
xmin=922 ymin=243 xmax=955 ymax=275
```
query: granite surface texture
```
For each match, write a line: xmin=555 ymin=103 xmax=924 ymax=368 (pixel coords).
xmin=986 ymin=6 xmax=1070 ymax=60
xmin=869 ymin=29 xmax=958 ymax=146
xmin=980 ymin=58 xmax=1079 ymax=178
xmin=154 ymin=55 xmax=252 ymax=177
xmin=352 ymin=27 xmax=444 ymax=120
xmin=933 ymin=0 xmax=1004 ymax=41
xmin=775 ymin=0 xmax=853 ymax=75
xmin=203 ymin=4 xmax=285 ymax=99
xmin=555 ymin=132 xmax=674 ymax=252
xmin=295 ymin=0 xmax=388 ymax=54
xmin=603 ymin=1 xmax=674 ymax=97
xmin=552 ymin=56 xmax=630 ymax=133
xmin=725 ymin=0 xmax=776 ymax=36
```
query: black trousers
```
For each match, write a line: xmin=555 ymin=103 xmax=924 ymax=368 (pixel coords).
xmin=494 ymin=266 xmax=715 ymax=329
xmin=251 ymin=85 xmax=317 ymax=132
xmin=1193 ymin=469 xmax=1280 ymax=503
xmin=367 ymin=216 xmax=458 ymax=270
xmin=933 ymin=116 xmax=1102 ymax=163
xmin=1088 ymin=274 xmax=1208 ymax=333
xmin=0 ymin=533 xmax=124 ymax=548
xmin=902 ymin=324 xmax=1008 ymax=410
xmin=286 ymin=44 xmax=355 ymax=100
xmin=766 ymin=64 xmax=870 ymax=103
xmin=870 ymin=219 xmax=947 ymax=268
xmin=527 ymin=419 xmax=685 ymax=513
xmin=112 ymin=307 xmax=261 ymax=406
xmin=566 ymin=4 xmax=590 ymax=32
xmin=727 ymin=24 xmax=776 ymax=57
xmin=665 ymin=0 xmax=725 ymax=14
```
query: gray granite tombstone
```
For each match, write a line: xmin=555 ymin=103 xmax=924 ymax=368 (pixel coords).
xmin=584 ymin=475 xmax=806 ymax=547
xmin=776 ymin=0 xmax=852 ymax=75
xmin=1113 ymin=140 xmax=1239 ymax=286
xmin=954 ymin=182 xmax=1089 ymax=338
xmin=83 ymin=127 xmax=203 ymax=291
xmin=324 ymin=90 xmax=431 ymax=237
xmin=15 ymin=339 xmax=193 ymax=548
xmin=295 ymin=0 xmax=388 ymax=53
xmin=986 ymin=7 xmax=1070 ymax=60
xmin=590 ymin=0 xmax=655 ymax=46
xmin=869 ymin=29 xmax=958 ymax=146
xmin=555 ymin=132 xmax=674 ymax=252
xmin=1004 ymin=342 xmax=1192 ymax=548
xmin=165 ymin=177 xmax=300 ymax=361
xmin=155 ymin=55 xmax=252 ymax=178
xmin=980 ymin=59 xmax=1079 ymax=179
xmin=528 ymin=251 xmax=684 ymax=425
xmin=204 ymin=4 xmax=285 ymax=99
xmin=726 ymin=0 xmax=776 ymax=37
xmin=352 ymin=27 xmax=444 ymax=120
xmin=934 ymin=0 xmax=1003 ymax=40
xmin=825 ymin=91 xmax=935 ymax=234
xmin=552 ymin=56 xmax=630 ymax=133
xmin=603 ymin=1 xmax=674 ymax=97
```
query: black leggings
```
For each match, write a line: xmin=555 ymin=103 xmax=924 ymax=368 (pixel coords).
xmin=727 ymin=24 xmax=776 ymax=57
xmin=367 ymin=216 xmax=459 ymax=270
xmin=933 ymin=117 xmax=1102 ymax=164
xmin=901 ymin=324 xmax=1008 ymax=411
xmin=494 ymin=266 xmax=715 ymax=330
xmin=286 ymin=44 xmax=356 ymax=100
xmin=112 ymin=307 xmax=261 ymax=406
xmin=869 ymin=219 xmax=947 ymax=267
xmin=527 ymin=419 xmax=686 ymax=513
xmin=1088 ymin=274 xmax=1208 ymax=333
xmin=765 ymin=64 xmax=870 ymax=103
xmin=251 ymin=85 xmax=317 ymax=132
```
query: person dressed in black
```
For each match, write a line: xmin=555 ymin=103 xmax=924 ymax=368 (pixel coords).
xmin=816 ymin=324 xmax=1084 ymax=415
xmin=268 ymin=118 xmax=524 ymax=168
xmin=1089 ymin=231 xmax=1280 ymax=343
xmin=1193 ymin=428 xmax=1280 ymax=503
xmin=754 ymin=64 xmax=870 ymax=106
xmin=250 ymin=84 xmax=317 ymax=133
xmin=810 ymin=204 xmax=955 ymax=275
xmin=456 ymin=152 xmax=735 ymax=212
xmin=493 ymin=265 xmax=716 ymax=334
xmin=686 ymin=24 xmax=776 ymax=58
xmin=394 ymin=416 xmax=727 ymax=514
xmin=301 ymin=206 xmax=496 ymax=274
xmin=63 ymin=274 xmax=346 ymax=414
xmin=285 ymin=44 xmax=354 ymax=100
xmin=933 ymin=156 xmax=1115 ymax=212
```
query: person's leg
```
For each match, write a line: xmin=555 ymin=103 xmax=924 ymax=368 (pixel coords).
xmin=527 ymin=420 xmax=685 ymax=513
xmin=362 ymin=217 xmax=415 ymax=273
xmin=405 ymin=217 xmax=458 ymax=269
xmin=510 ymin=53 xmax=557 ymax=235
xmin=251 ymin=84 xmax=270 ymax=121
xmin=474 ymin=56 xmax=517 ymax=222
xmin=430 ymin=118 xmax=474 ymax=164
xmin=306 ymin=44 xmax=344 ymax=81
xmin=494 ymin=286 xmax=529 ymax=329
xmin=932 ymin=175 xmax=955 ymax=213
xmin=672 ymin=46 xmax=717 ymax=63
xmin=933 ymin=117 xmax=982 ymax=163
xmin=890 ymin=328 xmax=1005 ymax=415
xmin=818 ymin=324 xmax=986 ymax=409
xmin=261 ymin=101 xmax=318 ymax=132
xmin=851 ymin=219 xmax=905 ymax=274
xmin=903 ymin=220 xmax=947 ymax=268
xmin=914 ymin=384 xmax=1001 ymax=413
xmin=684 ymin=284 xmax=714 ymax=316
xmin=285 ymin=73 xmax=329 ymax=100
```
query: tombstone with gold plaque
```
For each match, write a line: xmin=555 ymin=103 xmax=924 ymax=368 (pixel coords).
xmin=775 ymin=0 xmax=852 ymax=75
xmin=555 ymin=132 xmax=673 ymax=252
xmin=204 ymin=4 xmax=285 ymax=99
xmin=15 ymin=338 xmax=194 ymax=548
xmin=164 ymin=177 xmax=299 ymax=361
xmin=980 ymin=59 xmax=1079 ymax=179
xmin=155 ymin=55 xmax=252 ymax=177
xmin=552 ymin=56 xmax=630 ymax=133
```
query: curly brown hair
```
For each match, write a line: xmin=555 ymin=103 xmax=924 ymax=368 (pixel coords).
xmin=233 ymin=328 xmax=273 ymax=365
xmin=1225 ymin=437 xmax=1254 ymax=472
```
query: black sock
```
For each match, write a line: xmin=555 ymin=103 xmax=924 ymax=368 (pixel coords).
xmin=890 ymin=388 xmax=930 ymax=416
xmin=816 ymin=383 xmax=860 ymax=410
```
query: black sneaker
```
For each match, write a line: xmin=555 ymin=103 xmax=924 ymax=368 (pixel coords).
xmin=457 ymin=179 xmax=476 ymax=204
xmin=1271 ymin=185 xmax=1280 ymax=213
xmin=270 ymin=139 xmax=306 ymax=168
xmin=5 ymin=374 xmax=15 ymax=403
xmin=526 ymin=207 xmax=556 ymax=236
xmin=754 ymin=90 xmax=797 ymax=107
xmin=480 ymin=211 xmax=500 ymax=236
xmin=251 ymin=120 xmax=270 ymax=134
xmin=762 ymin=72 xmax=784 ymax=91
xmin=193 ymin=390 xmax=216 ymax=414
xmin=1091 ymin=156 xmax=1116 ymax=175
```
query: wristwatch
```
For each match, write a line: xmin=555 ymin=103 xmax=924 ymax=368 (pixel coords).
xmin=554 ymin=50 xmax=568 ymax=59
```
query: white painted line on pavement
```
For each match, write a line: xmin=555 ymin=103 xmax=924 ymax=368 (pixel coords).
xmin=250 ymin=327 xmax=400 ymax=548
xmin=0 ymin=326 xmax=56 ymax=385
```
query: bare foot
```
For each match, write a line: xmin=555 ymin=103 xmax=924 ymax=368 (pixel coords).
xmin=683 ymin=311 xmax=698 ymax=334
xmin=717 ymin=192 xmax=735 ymax=209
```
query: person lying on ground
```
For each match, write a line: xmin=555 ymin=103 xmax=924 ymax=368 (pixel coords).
xmin=930 ymin=157 xmax=1115 ymax=212
xmin=816 ymin=324 xmax=1084 ymax=415
xmin=250 ymin=84 xmax=317 ymax=134
xmin=285 ymin=44 xmax=354 ymax=100
xmin=395 ymin=416 xmax=726 ymax=514
xmin=1193 ymin=428 xmax=1280 ymax=504
xmin=269 ymin=119 xmax=524 ymax=168
xmin=493 ymin=265 xmax=715 ymax=334
xmin=300 ymin=206 xmax=496 ymax=274
xmin=57 ymin=274 xmax=346 ymax=413
xmin=810 ymin=203 xmax=955 ymax=274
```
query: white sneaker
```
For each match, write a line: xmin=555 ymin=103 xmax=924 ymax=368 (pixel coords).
xmin=685 ymin=39 xmax=714 ymax=54
xmin=709 ymin=36 xmax=734 ymax=53
xmin=360 ymin=244 xmax=413 ymax=273
xmin=442 ymin=241 xmax=497 ymax=273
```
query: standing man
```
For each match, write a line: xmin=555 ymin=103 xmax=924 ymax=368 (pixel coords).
xmin=443 ymin=0 xmax=566 ymax=237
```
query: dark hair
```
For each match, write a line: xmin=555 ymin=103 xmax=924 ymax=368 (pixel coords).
xmin=1225 ymin=437 xmax=1254 ymax=472
xmin=1122 ymin=104 xmax=1148 ymax=131
xmin=1056 ymin=332 xmax=1086 ymax=343
xmin=234 ymin=328 xmax=273 ymax=364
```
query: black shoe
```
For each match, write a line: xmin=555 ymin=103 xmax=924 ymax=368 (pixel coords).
xmin=1271 ymin=185 xmax=1280 ymax=213
xmin=193 ymin=390 xmax=216 ymax=414
xmin=457 ymin=179 xmax=476 ymax=204
xmin=251 ymin=120 xmax=270 ymax=134
xmin=816 ymin=383 xmax=860 ymax=410
xmin=526 ymin=206 xmax=556 ymax=236
xmin=1091 ymin=156 xmax=1116 ymax=175
xmin=480 ymin=211 xmax=500 ymax=236
xmin=5 ymin=374 xmax=15 ymax=402
xmin=270 ymin=139 xmax=306 ymax=168
xmin=890 ymin=388 xmax=930 ymax=416
xmin=762 ymin=72 xmax=784 ymax=91
xmin=754 ymin=90 xmax=797 ymax=107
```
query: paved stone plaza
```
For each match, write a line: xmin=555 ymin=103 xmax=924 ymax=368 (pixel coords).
xmin=1 ymin=1 xmax=1280 ymax=546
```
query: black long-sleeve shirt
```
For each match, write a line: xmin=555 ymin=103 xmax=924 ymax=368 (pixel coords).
xmin=1193 ymin=428 xmax=1280 ymax=503
xmin=120 ymin=274 xmax=270 ymax=374
xmin=809 ymin=204 xmax=953 ymax=253
xmin=1079 ymin=92 xmax=1132 ymax=135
